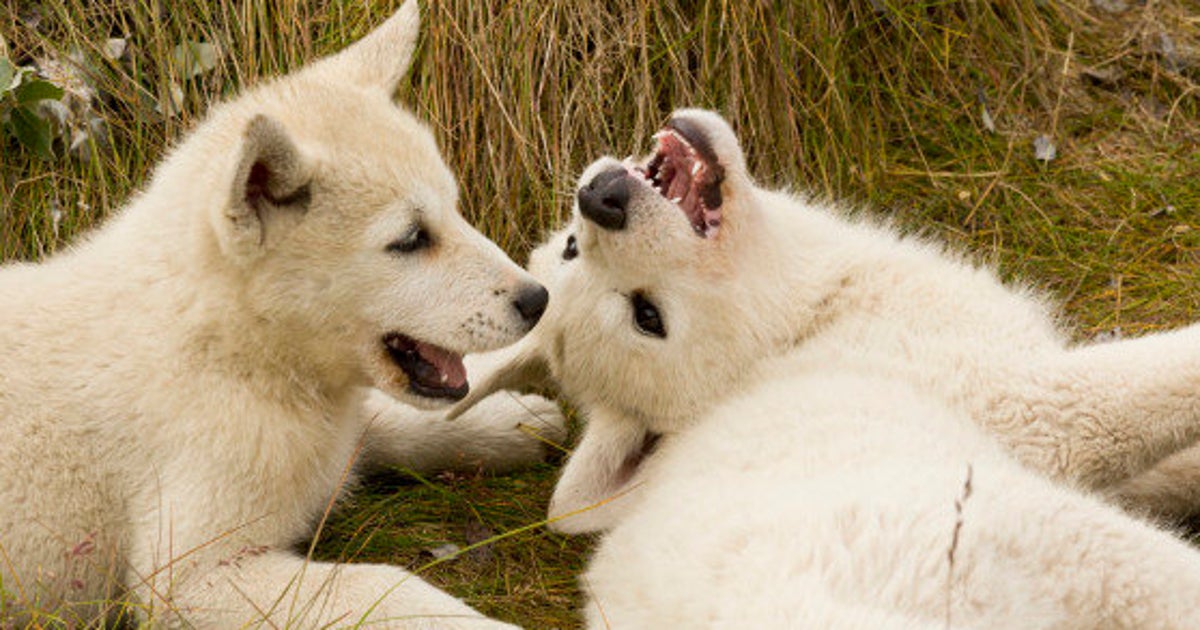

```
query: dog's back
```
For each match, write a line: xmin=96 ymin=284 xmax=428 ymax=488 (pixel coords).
xmin=584 ymin=365 xmax=1200 ymax=628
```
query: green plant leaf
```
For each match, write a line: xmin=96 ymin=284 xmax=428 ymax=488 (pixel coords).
xmin=8 ymin=106 xmax=55 ymax=159
xmin=15 ymin=79 xmax=64 ymax=106
xmin=0 ymin=58 xmax=15 ymax=94
xmin=170 ymin=41 xmax=219 ymax=79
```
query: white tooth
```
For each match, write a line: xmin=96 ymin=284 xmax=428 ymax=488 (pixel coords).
xmin=440 ymin=373 xmax=448 ymax=383
xmin=671 ymin=197 xmax=683 ymax=204
xmin=691 ymin=162 xmax=702 ymax=175
xmin=652 ymin=131 xmax=668 ymax=140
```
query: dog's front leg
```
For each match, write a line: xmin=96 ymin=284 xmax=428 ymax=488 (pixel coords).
xmin=547 ymin=408 xmax=658 ymax=534
xmin=982 ymin=324 xmax=1200 ymax=496
xmin=1107 ymin=442 xmax=1200 ymax=521
xmin=357 ymin=388 xmax=566 ymax=475
xmin=130 ymin=546 xmax=517 ymax=629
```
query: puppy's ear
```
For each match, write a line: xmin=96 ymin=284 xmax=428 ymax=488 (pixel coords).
xmin=445 ymin=337 xmax=551 ymax=421
xmin=221 ymin=115 xmax=312 ymax=258
xmin=313 ymin=0 xmax=420 ymax=98
xmin=547 ymin=413 xmax=657 ymax=534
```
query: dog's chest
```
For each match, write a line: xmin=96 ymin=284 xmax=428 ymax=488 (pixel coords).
xmin=148 ymin=401 xmax=367 ymax=546
xmin=271 ymin=409 xmax=366 ymax=538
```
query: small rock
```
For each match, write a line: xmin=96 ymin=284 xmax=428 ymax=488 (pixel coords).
xmin=423 ymin=543 xmax=462 ymax=560
xmin=1081 ymin=66 xmax=1122 ymax=89
xmin=1033 ymin=135 xmax=1057 ymax=162
xmin=1092 ymin=0 xmax=1129 ymax=13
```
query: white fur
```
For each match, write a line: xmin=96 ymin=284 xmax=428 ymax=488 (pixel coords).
xmin=456 ymin=109 xmax=1200 ymax=627
xmin=0 ymin=2 xmax=564 ymax=627
xmin=581 ymin=371 xmax=1200 ymax=628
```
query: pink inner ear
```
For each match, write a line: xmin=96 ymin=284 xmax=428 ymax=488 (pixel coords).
xmin=244 ymin=162 xmax=271 ymax=208
xmin=244 ymin=160 xmax=311 ymax=212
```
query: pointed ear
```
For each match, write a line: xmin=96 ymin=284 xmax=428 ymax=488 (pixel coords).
xmin=445 ymin=336 xmax=551 ymax=421
xmin=222 ymin=115 xmax=312 ymax=257
xmin=547 ymin=412 xmax=658 ymax=534
xmin=313 ymin=0 xmax=421 ymax=97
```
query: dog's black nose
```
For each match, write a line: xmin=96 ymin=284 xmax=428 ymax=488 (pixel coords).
xmin=578 ymin=167 xmax=630 ymax=231
xmin=512 ymin=283 xmax=549 ymax=327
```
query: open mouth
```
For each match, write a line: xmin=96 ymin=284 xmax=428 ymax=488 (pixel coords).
xmin=382 ymin=333 xmax=468 ymax=401
xmin=628 ymin=119 xmax=725 ymax=238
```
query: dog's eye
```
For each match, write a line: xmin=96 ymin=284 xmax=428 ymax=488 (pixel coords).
xmin=387 ymin=225 xmax=432 ymax=254
xmin=562 ymin=234 xmax=578 ymax=261
xmin=631 ymin=291 xmax=666 ymax=338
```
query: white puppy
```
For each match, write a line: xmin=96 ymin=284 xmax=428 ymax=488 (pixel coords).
xmin=0 ymin=2 xmax=562 ymax=628
xmin=456 ymin=109 xmax=1200 ymax=627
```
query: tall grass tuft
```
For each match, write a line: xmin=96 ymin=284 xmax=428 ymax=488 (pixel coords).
xmin=2 ymin=0 xmax=1199 ymax=626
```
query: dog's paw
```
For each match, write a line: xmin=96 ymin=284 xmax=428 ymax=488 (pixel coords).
xmin=444 ymin=388 xmax=568 ymax=470
xmin=452 ymin=391 xmax=568 ymax=469
xmin=359 ymin=387 xmax=565 ymax=474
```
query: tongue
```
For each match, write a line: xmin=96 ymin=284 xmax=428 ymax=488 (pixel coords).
xmin=665 ymin=156 xmax=693 ymax=201
xmin=415 ymin=341 xmax=467 ymax=389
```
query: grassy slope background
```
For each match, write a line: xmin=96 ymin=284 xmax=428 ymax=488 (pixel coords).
xmin=2 ymin=0 xmax=1199 ymax=627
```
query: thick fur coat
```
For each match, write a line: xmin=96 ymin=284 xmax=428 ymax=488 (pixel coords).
xmin=458 ymin=109 xmax=1200 ymax=628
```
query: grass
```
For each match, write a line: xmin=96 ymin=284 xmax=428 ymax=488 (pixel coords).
xmin=2 ymin=0 xmax=1199 ymax=627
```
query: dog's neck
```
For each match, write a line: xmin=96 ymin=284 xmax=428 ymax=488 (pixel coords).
xmin=727 ymin=190 xmax=861 ymax=348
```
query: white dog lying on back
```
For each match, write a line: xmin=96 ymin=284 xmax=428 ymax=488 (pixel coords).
xmin=0 ymin=2 xmax=562 ymax=627
xmin=455 ymin=109 xmax=1200 ymax=627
